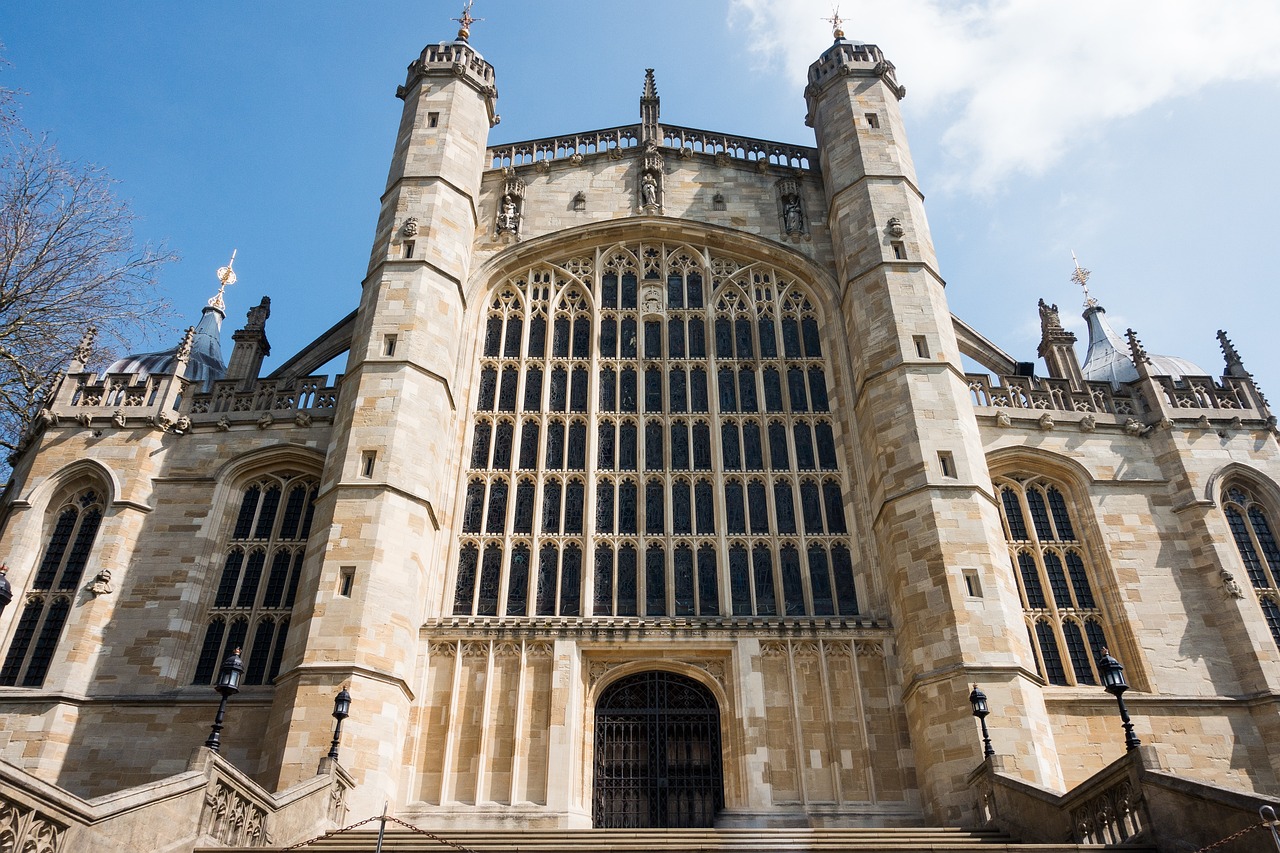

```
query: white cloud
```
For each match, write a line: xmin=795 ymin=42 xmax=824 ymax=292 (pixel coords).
xmin=729 ymin=0 xmax=1280 ymax=191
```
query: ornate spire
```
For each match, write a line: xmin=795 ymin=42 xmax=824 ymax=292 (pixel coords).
xmin=71 ymin=325 xmax=98 ymax=368
xmin=1125 ymin=328 xmax=1151 ymax=366
xmin=823 ymin=7 xmax=846 ymax=40
xmin=209 ymin=249 xmax=237 ymax=313
xmin=453 ymin=1 xmax=482 ymax=42
xmin=1071 ymin=251 xmax=1096 ymax=309
xmin=1218 ymin=330 xmax=1249 ymax=378
xmin=1037 ymin=299 xmax=1064 ymax=335
xmin=640 ymin=69 xmax=661 ymax=145
xmin=174 ymin=326 xmax=196 ymax=365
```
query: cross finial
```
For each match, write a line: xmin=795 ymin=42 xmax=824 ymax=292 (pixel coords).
xmin=453 ymin=1 xmax=482 ymax=42
xmin=1070 ymin=250 xmax=1096 ymax=309
xmin=210 ymin=249 xmax=237 ymax=313
xmin=823 ymin=7 xmax=846 ymax=40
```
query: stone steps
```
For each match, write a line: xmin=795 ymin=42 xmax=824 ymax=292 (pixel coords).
xmin=203 ymin=826 xmax=1156 ymax=852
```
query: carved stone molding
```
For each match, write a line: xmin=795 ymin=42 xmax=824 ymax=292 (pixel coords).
xmin=201 ymin=780 xmax=270 ymax=848
xmin=0 ymin=796 xmax=67 ymax=853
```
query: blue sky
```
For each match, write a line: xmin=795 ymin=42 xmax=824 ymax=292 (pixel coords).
xmin=4 ymin=1 xmax=1279 ymax=396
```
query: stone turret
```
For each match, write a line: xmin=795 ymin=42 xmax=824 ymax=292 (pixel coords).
xmin=224 ymin=297 xmax=271 ymax=388
xmin=804 ymin=31 xmax=1063 ymax=822
xmin=1036 ymin=299 xmax=1083 ymax=387
xmin=260 ymin=18 xmax=498 ymax=817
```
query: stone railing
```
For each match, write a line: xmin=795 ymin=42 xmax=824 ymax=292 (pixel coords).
xmin=188 ymin=375 xmax=341 ymax=422
xmin=1153 ymin=374 xmax=1262 ymax=414
xmin=487 ymin=123 xmax=816 ymax=171
xmin=966 ymin=373 xmax=1143 ymax=417
xmin=0 ymin=746 xmax=351 ymax=852
xmin=66 ymin=372 xmax=167 ymax=409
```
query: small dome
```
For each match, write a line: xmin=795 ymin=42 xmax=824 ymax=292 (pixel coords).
xmin=104 ymin=304 xmax=226 ymax=389
xmin=1080 ymin=304 xmax=1206 ymax=386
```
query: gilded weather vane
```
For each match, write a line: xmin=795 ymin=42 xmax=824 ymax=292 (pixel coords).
xmin=1070 ymin=251 xmax=1096 ymax=309
xmin=454 ymin=1 xmax=483 ymax=41
xmin=210 ymin=249 xmax=237 ymax=313
xmin=823 ymin=7 xmax=846 ymax=40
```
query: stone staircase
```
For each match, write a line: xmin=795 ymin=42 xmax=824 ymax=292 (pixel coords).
xmin=200 ymin=826 xmax=1157 ymax=852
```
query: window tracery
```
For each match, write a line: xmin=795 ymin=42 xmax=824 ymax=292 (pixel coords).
xmin=1223 ymin=483 xmax=1280 ymax=648
xmin=453 ymin=243 xmax=858 ymax=620
xmin=995 ymin=476 xmax=1111 ymax=686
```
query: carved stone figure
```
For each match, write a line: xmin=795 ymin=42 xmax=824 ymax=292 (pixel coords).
xmin=87 ymin=569 xmax=113 ymax=596
xmin=995 ymin=410 xmax=1012 ymax=428
xmin=175 ymin=415 xmax=192 ymax=433
xmin=0 ymin=564 xmax=12 ymax=617
xmin=1038 ymin=413 xmax=1055 ymax=431
xmin=1221 ymin=570 xmax=1245 ymax=599
xmin=783 ymin=197 xmax=804 ymax=234
xmin=641 ymin=285 xmax=663 ymax=316
xmin=111 ymin=409 xmax=127 ymax=428
xmin=1079 ymin=415 xmax=1097 ymax=433
xmin=295 ymin=412 xmax=313 ymax=428
xmin=641 ymin=173 xmax=658 ymax=208
xmin=497 ymin=196 xmax=519 ymax=233
xmin=1124 ymin=418 xmax=1146 ymax=437
xmin=887 ymin=216 xmax=905 ymax=238
xmin=401 ymin=217 xmax=419 ymax=238
xmin=257 ymin=412 xmax=275 ymax=429
xmin=216 ymin=416 xmax=231 ymax=432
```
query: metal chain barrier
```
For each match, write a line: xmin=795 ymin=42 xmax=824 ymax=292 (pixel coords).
xmin=1193 ymin=805 xmax=1280 ymax=853
xmin=279 ymin=813 xmax=480 ymax=853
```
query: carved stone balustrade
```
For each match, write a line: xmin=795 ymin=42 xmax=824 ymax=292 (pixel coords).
xmin=966 ymin=373 xmax=1143 ymax=417
xmin=488 ymin=125 xmax=642 ymax=169
xmin=1153 ymin=374 xmax=1264 ymax=415
xmin=187 ymin=375 xmax=341 ymax=425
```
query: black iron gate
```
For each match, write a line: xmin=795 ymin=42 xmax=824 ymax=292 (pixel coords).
xmin=592 ymin=670 xmax=724 ymax=828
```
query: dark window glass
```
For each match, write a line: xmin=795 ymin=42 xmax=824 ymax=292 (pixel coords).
xmin=722 ymin=423 xmax=741 ymax=470
xmin=1027 ymin=489 xmax=1053 ymax=540
xmin=504 ymin=315 xmax=524 ymax=358
xmin=567 ymin=422 xmax=587 ymax=470
xmin=514 ymin=481 xmax=535 ymax=533
xmin=809 ymin=368 xmax=829 ymax=411
xmin=523 ymin=367 xmax=543 ymax=411
xmin=1252 ymin=507 xmax=1280 ymax=585
xmin=759 ymin=316 xmax=778 ymax=359
xmin=743 ymin=422 xmax=763 ymax=470
xmin=617 ymin=546 xmax=638 ymax=616
xmin=1044 ymin=552 xmax=1071 ymax=608
xmin=823 ymin=481 xmax=846 ymax=533
xmin=698 ymin=545 xmax=719 ymax=616
xmin=1063 ymin=620 xmax=1094 ymax=685
xmin=687 ymin=274 xmax=703 ymax=308
xmin=602 ymin=273 xmax=618 ymax=309
xmin=598 ymin=422 xmax=615 ymax=469
xmin=763 ymin=368 xmax=784 ymax=412
xmin=492 ymin=421 xmax=513 ymax=469
xmin=735 ymin=317 xmax=753 ymax=359
xmin=621 ymin=273 xmax=638 ymax=309
xmin=484 ymin=315 xmax=503 ymax=357
xmin=453 ymin=545 xmax=479 ymax=614
xmin=794 ymin=423 xmax=815 ymax=470
xmin=753 ymin=545 xmax=777 ymax=615
xmin=809 ymin=546 xmax=833 ymax=615
xmin=693 ymin=423 xmax=712 ymax=470
xmin=620 ymin=367 xmax=637 ymax=413
xmin=528 ymin=314 xmax=546 ymax=358
xmin=669 ymin=318 xmax=686 ymax=359
xmin=645 ymin=368 xmax=662 ymax=412
xmin=594 ymin=545 xmax=614 ymax=615
xmin=564 ymin=481 xmax=585 ymax=534
xmin=831 ymin=545 xmax=857 ymax=615
xmin=619 ymin=481 xmax=638 ymax=534
xmin=498 ymin=367 xmax=519 ymax=411
xmin=507 ymin=545 xmax=530 ymax=616
xmin=726 ymin=481 xmax=746 ymax=534
xmin=769 ymin=422 xmax=789 ymax=470
xmin=232 ymin=489 xmax=259 ymax=541
xmin=1047 ymin=487 xmax=1076 ymax=540
xmin=518 ymin=422 xmax=539 ymax=470
xmin=646 ymin=547 xmax=666 ymax=616
xmin=214 ymin=551 xmax=244 ymax=608
xmin=646 ymin=480 xmax=664 ymax=534
xmin=193 ymin=619 xmax=228 ymax=684
xmin=715 ymin=317 xmax=733 ymax=359
xmin=787 ymin=367 xmax=808 ymax=412
xmin=695 ymin=480 xmax=714 ymax=534
xmin=671 ymin=421 xmax=690 ymax=470
xmin=262 ymin=550 xmax=293 ymax=609
xmin=645 ymin=421 xmax=663 ymax=470
xmin=1018 ymin=552 xmax=1046 ymax=608
xmin=688 ymin=318 xmax=706 ymax=359
xmin=600 ymin=317 xmax=617 ymax=358
xmin=672 ymin=480 xmax=692 ymax=534
xmin=560 ymin=545 xmax=582 ymax=616
xmin=572 ymin=316 xmax=591 ymax=358
xmin=485 ymin=480 xmax=508 ymax=534
xmin=800 ymin=481 xmax=823 ymax=534
xmin=536 ymin=545 xmax=559 ymax=616
xmin=690 ymin=368 xmax=709 ymax=412
xmin=597 ymin=480 xmax=615 ymax=533
xmin=739 ymin=369 xmax=758 ymax=412
xmin=542 ymin=481 xmax=562 ymax=533
xmin=670 ymin=368 xmax=687 ymax=413
xmin=1065 ymin=551 xmax=1095 ymax=608
xmin=775 ymin=481 xmax=796 ymax=533
xmin=1227 ymin=506 xmax=1266 ymax=587
xmin=644 ymin=321 xmax=662 ymax=359
xmin=252 ymin=488 xmax=280 ymax=540
xmin=801 ymin=316 xmax=821 ymax=357
xmin=462 ymin=481 xmax=484 ymax=533
xmin=549 ymin=367 xmax=568 ymax=411
xmin=620 ymin=317 xmax=637 ymax=358
xmin=620 ymin=422 xmax=638 ymax=470
xmin=478 ymin=367 xmax=497 ymax=410
xmin=730 ymin=546 xmax=751 ymax=615
xmin=718 ymin=367 xmax=737 ymax=412
xmin=477 ymin=544 xmax=502 ymax=615
xmin=570 ymin=367 xmax=588 ymax=412
xmin=667 ymin=274 xmax=684 ymax=308
xmin=553 ymin=316 xmax=570 ymax=358
xmin=782 ymin=317 xmax=801 ymax=358
xmin=1084 ymin=617 xmax=1109 ymax=661
xmin=1002 ymin=489 xmax=1028 ymax=540
xmin=674 ymin=546 xmax=695 ymax=616
xmin=470 ymin=422 xmax=492 ymax=469
xmin=780 ymin=545 xmax=805 ymax=615
xmin=545 ymin=421 xmax=565 ymax=469
xmin=816 ymin=422 xmax=837 ymax=470
xmin=748 ymin=480 xmax=769 ymax=533
xmin=1036 ymin=619 xmax=1068 ymax=685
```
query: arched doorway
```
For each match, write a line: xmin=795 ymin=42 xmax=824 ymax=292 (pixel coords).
xmin=593 ymin=670 xmax=724 ymax=828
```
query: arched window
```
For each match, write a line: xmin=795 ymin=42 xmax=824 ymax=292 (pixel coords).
xmin=193 ymin=473 xmax=317 ymax=686
xmin=453 ymin=245 xmax=858 ymax=620
xmin=1 ymin=487 xmax=104 ymax=687
xmin=1223 ymin=483 xmax=1280 ymax=648
xmin=995 ymin=476 xmax=1112 ymax=686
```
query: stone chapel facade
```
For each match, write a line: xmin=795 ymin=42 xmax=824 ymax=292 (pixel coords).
xmin=0 ymin=18 xmax=1278 ymax=849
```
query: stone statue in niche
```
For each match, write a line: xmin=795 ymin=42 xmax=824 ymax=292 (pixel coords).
xmin=640 ymin=173 xmax=658 ymax=209
xmin=776 ymin=177 xmax=807 ymax=240
xmin=783 ymin=196 xmax=804 ymax=234
xmin=496 ymin=171 xmax=525 ymax=241
xmin=496 ymin=196 xmax=519 ymax=234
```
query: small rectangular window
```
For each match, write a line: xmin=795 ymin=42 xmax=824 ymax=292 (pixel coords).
xmin=892 ymin=241 xmax=906 ymax=260
xmin=865 ymin=112 xmax=880 ymax=128
xmin=339 ymin=567 xmax=355 ymax=597
xmin=403 ymin=240 xmax=415 ymax=259
xmin=963 ymin=569 xmax=982 ymax=598
xmin=913 ymin=335 xmax=929 ymax=358
xmin=428 ymin=112 xmax=440 ymax=128
xmin=361 ymin=451 xmax=376 ymax=478
xmin=938 ymin=451 xmax=956 ymax=479
xmin=384 ymin=335 xmax=398 ymax=357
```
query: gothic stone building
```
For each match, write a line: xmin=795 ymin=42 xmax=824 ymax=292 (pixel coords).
xmin=0 ymin=20 xmax=1278 ymax=852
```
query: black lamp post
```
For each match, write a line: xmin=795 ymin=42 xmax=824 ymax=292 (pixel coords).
xmin=328 ymin=686 xmax=352 ymax=761
xmin=1097 ymin=648 xmax=1141 ymax=752
xmin=968 ymin=683 xmax=995 ymax=757
xmin=204 ymin=648 xmax=244 ymax=753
